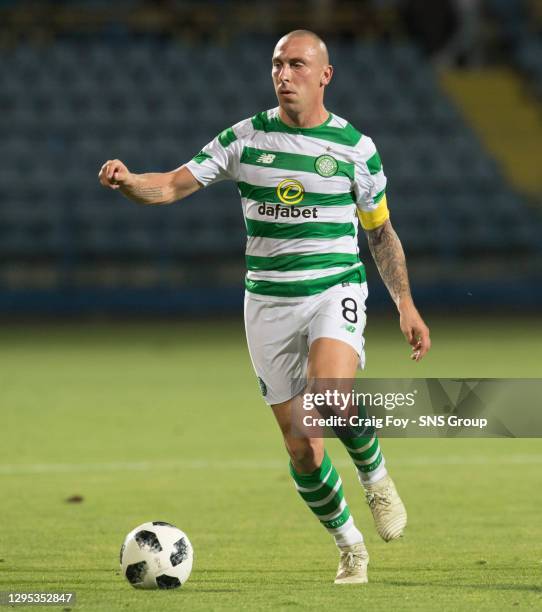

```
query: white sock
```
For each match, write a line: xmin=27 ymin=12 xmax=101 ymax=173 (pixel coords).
xmin=330 ymin=516 xmax=364 ymax=548
xmin=357 ymin=457 xmax=388 ymax=486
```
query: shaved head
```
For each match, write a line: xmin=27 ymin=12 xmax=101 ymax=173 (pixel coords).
xmin=271 ymin=30 xmax=333 ymax=127
xmin=278 ymin=30 xmax=330 ymax=65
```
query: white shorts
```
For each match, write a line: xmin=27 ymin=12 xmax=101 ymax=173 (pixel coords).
xmin=244 ymin=281 xmax=368 ymax=406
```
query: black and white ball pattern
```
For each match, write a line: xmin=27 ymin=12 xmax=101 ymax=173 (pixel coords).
xmin=120 ymin=521 xmax=193 ymax=589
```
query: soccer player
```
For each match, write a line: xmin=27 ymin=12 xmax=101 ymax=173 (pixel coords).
xmin=99 ymin=30 xmax=431 ymax=584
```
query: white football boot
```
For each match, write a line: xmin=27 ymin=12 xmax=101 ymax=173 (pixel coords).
xmin=364 ymin=474 xmax=407 ymax=542
xmin=334 ymin=542 xmax=369 ymax=584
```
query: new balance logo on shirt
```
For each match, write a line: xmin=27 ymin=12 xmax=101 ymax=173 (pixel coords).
xmin=256 ymin=153 xmax=276 ymax=164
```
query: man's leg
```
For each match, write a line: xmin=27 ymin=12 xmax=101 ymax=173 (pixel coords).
xmin=271 ymin=397 xmax=364 ymax=548
xmin=271 ymin=339 xmax=368 ymax=584
xmin=305 ymin=338 xmax=407 ymax=542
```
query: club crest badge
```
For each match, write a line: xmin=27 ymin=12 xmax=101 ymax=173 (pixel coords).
xmin=257 ymin=377 xmax=268 ymax=396
xmin=314 ymin=154 xmax=338 ymax=177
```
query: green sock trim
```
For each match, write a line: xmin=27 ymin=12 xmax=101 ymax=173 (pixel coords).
xmin=289 ymin=449 xmax=332 ymax=485
xmin=321 ymin=506 xmax=351 ymax=529
xmin=289 ymin=451 xmax=352 ymax=533
xmin=357 ymin=451 xmax=383 ymax=473
xmin=311 ymin=488 xmax=345 ymax=517
xmin=298 ymin=468 xmax=340 ymax=502
xmin=343 ymin=433 xmax=374 ymax=450
xmin=347 ymin=437 xmax=379 ymax=461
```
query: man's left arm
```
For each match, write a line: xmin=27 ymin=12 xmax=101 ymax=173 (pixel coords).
xmin=365 ymin=219 xmax=431 ymax=361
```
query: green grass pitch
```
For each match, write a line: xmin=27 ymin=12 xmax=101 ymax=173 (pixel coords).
xmin=1 ymin=316 xmax=541 ymax=611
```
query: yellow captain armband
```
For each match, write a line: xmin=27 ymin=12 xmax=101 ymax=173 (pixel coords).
xmin=357 ymin=194 xmax=390 ymax=230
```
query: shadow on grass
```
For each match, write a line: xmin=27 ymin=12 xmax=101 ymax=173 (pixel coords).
xmin=197 ymin=569 xmax=325 ymax=574
xmin=0 ymin=569 xmax=116 ymax=573
xmin=375 ymin=566 xmax=539 ymax=573
xmin=187 ymin=589 xmax=243 ymax=593
xmin=382 ymin=580 xmax=542 ymax=594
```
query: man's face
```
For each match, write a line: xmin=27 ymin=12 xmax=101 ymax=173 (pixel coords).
xmin=271 ymin=35 xmax=331 ymax=113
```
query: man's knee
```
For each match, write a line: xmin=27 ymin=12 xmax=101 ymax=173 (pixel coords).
xmin=285 ymin=437 xmax=324 ymax=474
xmin=305 ymin=377 xmax=352 ymax=419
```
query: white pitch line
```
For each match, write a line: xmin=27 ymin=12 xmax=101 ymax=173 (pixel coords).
xmin=1 ymin=455 xmax=542 ymax=476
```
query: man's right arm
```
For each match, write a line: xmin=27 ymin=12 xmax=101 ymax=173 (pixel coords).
xmin=98 ymin=159 xmax=202 ymax=205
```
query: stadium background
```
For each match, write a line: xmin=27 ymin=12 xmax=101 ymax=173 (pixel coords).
xmin=1 ymin=0 xmax=541 ymax=314
xmin=1 ymin=1 xmax=542 ymax=610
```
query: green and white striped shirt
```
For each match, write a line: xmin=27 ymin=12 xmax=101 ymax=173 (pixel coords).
xmin=185 ymin=107 xmax=389 ymax=298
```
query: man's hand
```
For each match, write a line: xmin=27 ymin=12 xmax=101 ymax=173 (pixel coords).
xmin=97 ymin=161 xmax=201 ymax=205
xmin=98 ymin=159 xmax=132 ymax=190
xmin=399 ymin=300 xmax=431 ymax=362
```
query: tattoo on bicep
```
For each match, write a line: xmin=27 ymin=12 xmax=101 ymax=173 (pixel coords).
xmin=366 ymin=223 xmax=411 ymax=302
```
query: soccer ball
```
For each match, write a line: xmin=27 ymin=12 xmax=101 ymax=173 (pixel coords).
xmin=120 ymin=521 xmax=193 ymax=589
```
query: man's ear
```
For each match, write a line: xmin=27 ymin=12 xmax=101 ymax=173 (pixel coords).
xmin=321 ymin=64 xmax=334 ymax=86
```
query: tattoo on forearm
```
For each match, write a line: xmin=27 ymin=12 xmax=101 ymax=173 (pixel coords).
xmin=131 ymin=186 xmax=164 ymax=201
xmin=366 ymin=222 xmax=411 ymax=304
